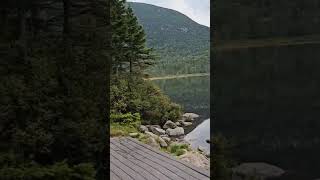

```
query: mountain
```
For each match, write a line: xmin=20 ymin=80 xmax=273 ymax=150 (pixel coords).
xmin=128 ymin=2 xmax=210 ymax=76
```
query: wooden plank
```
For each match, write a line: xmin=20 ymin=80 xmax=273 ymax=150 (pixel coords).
xmin=127 ymin=137 xmax=210 ymax=177
xmin=123 ymin=138 xmax=204 ymax=180
xmin=111 ymin=142 xmax=170 ymax=180
xmin=111 ymin=153 xmax=146 ymax=180
xmin=117 ymin=139 xmax=186 ymax=180
xmin=110 ymin=170 xmax=121 ymax=180
xmin=111 ymin=140 xmax=175 ymax=180
xmin=110 ymin=137 xmax=210 ymax=180
xmin=110 ymin=161 xmax=133 ymax=180
xmin=111 ymin=148 xmax=159 ymax=180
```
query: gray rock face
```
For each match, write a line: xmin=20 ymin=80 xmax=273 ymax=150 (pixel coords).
xmin=163 ymin=120 xmax=177 ymax=129
xmin=152 ymin=127 xmax=166 ymax=136
xmin=146 ymin=137 xmax=160 ymax=149
xmin=158 ymin=137 xmax=168 ymax=147
xmin=232 ymin=162 xmax=285 ymax=180
xmin=175 ymin=121 xmax=181 ymax=126
xmin=166 ymin=127 xmax=184 ymax=137
xmin=139 ymin=125 xmax=149 ymax=133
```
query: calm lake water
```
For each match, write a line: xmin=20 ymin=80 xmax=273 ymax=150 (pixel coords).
xmin=153 ymin=76 xmax=210 ymax=153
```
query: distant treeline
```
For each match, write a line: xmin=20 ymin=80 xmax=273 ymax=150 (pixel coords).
xmin=213 ymin=0 xmax=320 ymax=41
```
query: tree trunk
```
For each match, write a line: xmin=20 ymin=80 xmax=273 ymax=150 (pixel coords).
xmin=18 ymin=8 xmax=27 ymax=61
xmin=129 ymin=59 xmax=133 ymax=73
xmin=63 ymin=0 xmax=71 ymax=59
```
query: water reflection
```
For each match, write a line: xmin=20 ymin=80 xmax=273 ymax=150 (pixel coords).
xmin=152 ymin=76 xmax=210 ymax=152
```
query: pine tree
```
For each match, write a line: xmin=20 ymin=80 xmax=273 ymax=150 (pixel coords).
xmin=111 ymin=0 xmax=154 ymax=75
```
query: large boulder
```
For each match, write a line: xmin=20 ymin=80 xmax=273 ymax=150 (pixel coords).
xmin=163 ymin=120 xmax=177 ymax=129
xmin=166 ymin=127 xmax=184 ymax=137
xmin=139 ymin=125 xmax=149 ymax=133
xmin=232 ymin=162 xmax=285 ymax=180
xmin=182 ymin=113 xmax=199 ymax=121
xmin=151 ymin=127 xmax=166 ymax=136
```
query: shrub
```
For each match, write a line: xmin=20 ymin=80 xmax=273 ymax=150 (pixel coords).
xmin=111 ymin=75 xmax=182 ymax=125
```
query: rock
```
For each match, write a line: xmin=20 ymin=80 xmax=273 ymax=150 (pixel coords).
xmin=198 ymin=146 xmax=206 ymax=152
xmin=147 ymin=125 xmax=161 ymax=133
xmin=182 ymin=113 xmax=199 ymax=121
xmin=166 ymin=127 xmax=184 ymax=137
xmin=232 ymin=162 xmax=285 ymax=180
xmin=182 ymin=121 xmax=192 ymax=127
xmin=179 ymin=151 xmax=210 ymax=170
xmin=145 ymin=131 xmax=158 ymax=139
xmin=161 ymin=136 xmax=171 ymax=143
xmin=139 ymin=125 xmax=148 ymax=133
xmin=152 ymin=127 xmax=166 ymax=136
xmin=175 ymin=121 xmax=181 ymax=126
xmin=163 ymin=120 xmax=177 ymax=129
xmin=158 ymin=137 xmax=168 ymax=147
xmin=146 ymin=137 xmax=160 ymax=149
xmin=129 ymin=133 xmax=139 ymax=138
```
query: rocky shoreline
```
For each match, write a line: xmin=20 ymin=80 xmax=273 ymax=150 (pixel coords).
xmin=129 ymin=112 xmax=210 ymax=170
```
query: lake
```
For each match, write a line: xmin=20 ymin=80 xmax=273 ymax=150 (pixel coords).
xmin=152 ymin=76 xmax=210 ymax=153
xmin=214 ymin=43 xmax=320 ymax=178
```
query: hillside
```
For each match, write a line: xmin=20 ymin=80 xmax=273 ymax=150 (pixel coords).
xmin=128 ymin=2 xmax=210 ymax=76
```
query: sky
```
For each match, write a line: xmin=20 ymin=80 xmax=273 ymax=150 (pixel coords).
xmin=127 ymin=0 xmax=210 ymax=27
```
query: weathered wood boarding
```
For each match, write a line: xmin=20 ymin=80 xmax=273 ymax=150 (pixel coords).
xmin=110 ymin=137 xmax=210 ymax=180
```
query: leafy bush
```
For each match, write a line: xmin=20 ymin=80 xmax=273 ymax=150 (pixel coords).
xmin=0 ymin=160 xmax=95 ymax=180
xmin=111 ymin=113 xmax=141 ymax=125
xmin=111 ymin=75 xmax=182 ymax=125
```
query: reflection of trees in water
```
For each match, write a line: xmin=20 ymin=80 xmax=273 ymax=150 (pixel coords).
xmin=214 ymin=44 xmax=320 ymax=177
xmin=153 ymin=76 xmax=210 ymax=133
xmin=153 ymin=76 xmax=210 ymax=118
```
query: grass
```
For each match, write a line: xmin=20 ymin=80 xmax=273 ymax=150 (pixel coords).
xmin=169 ymin=143 xmax=190 ymax=156
xmin=110 ymin=122 xmax=139 ymax=137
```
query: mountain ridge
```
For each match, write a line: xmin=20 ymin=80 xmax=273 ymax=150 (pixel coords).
xmin=128 ymin=2 xmax=210 ymax=76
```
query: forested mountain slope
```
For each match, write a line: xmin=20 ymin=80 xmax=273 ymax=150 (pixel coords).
xmin=128 ymin=2 xmax=210 ymax=76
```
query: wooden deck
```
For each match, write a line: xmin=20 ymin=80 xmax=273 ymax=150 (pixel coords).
xmin=110 ymin=137 xmax=210 ymax=180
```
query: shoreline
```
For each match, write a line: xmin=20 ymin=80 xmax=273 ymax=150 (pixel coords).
xmin=145 ymin=73 xmax=210 ymax=81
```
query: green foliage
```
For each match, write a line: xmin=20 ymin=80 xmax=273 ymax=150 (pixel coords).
xmin=111 ymin=0 xmax=155 ymax=74
xmin=0 ymin=157 xmax=95 ymax=180
xmin=111 ymin=113 xmax=141 ymax=124
xmin=213 ymin=0 xmax=320 ymax=41
xmin=0 ymin=0 xmax=109 ymax=178
xmin=111 ymin=75 xmax=182 ymax=125
xmin=211 ymin=134 xmax=235 ymax=180
xmin=128 ymin=2 xmax=209 ymax=76
xmin=169 ymin=144 xmax=189 ymax=156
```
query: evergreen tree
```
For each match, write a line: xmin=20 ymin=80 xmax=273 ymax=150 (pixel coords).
xmin=111 ymin=0 xmax=154 ymax=75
